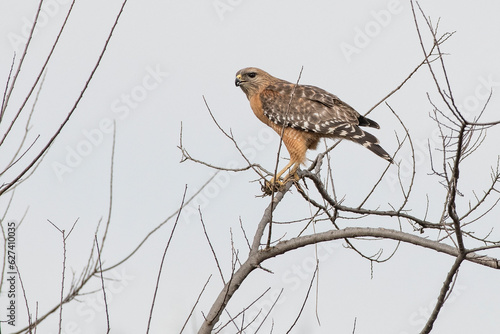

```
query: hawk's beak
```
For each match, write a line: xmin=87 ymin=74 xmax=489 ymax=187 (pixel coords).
xmin=235 ymin=74 xmax=242 ymax=87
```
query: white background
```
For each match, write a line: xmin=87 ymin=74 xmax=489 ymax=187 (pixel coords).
xmin=1 ymin=0 xmax=499 ymax=333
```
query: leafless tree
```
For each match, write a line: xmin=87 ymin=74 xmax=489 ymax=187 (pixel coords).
xmin=0 ymin=1 xmax=216 ymax=333
xmin=1 ymin=1 xmax=499 ymax=333
xmin=178 ymin=2 xmax=500 ymax=333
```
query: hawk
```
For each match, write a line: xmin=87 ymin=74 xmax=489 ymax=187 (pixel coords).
xmin=235 ymin=67 xmax=393 ymax=188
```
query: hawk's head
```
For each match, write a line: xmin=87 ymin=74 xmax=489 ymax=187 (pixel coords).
xmin=235 ymin=67 xmax=275 ymax=97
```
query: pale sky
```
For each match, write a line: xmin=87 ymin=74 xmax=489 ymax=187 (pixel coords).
xmin=1 ymin=0 xmax=500 ymax=333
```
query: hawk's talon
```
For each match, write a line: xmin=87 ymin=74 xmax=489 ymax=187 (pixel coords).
xmin=262 ymin=178 xmax=285 ymax=196
xmin=261 ymin=173 xmax=300 ymax=196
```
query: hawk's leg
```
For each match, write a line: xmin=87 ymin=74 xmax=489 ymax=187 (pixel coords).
xmin=262 ymin=129 xmax=309 ymax=195
xmin=262 ymin=160 xmax=300 ymax=195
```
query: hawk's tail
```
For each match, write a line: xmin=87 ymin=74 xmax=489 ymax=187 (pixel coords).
xmin=350 ymin=130 xmax=393 ymax=163
xmin=327 ymin=123 xmax=393 ymax=163
xmin=357 ymin=115 xmax=380 ymax=129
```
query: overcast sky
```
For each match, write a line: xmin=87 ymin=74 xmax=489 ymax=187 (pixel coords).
xmin=1 ymin=0 xmax=500 ymax=333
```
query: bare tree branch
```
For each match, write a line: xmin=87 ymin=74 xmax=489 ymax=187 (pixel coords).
xmin=95 ymin=236 xmax=110 ymax=334
xmin=419 ymin=253 xmax=465 ymax=334
xmin=146 ymin=185 xmax=188 ymax=334
xmin=0 ymin=0 xmax=129 ymax=196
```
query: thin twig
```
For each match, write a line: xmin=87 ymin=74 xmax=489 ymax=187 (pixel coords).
xmin=16 ymin=263 xmax=33 ymax=333
xmin=0 ymin=0 xmax=77 ymax=147
xmin=0 ymin=0 xmax=45 ymax=120
xmin=146 ymin=185 xmax=188 ymax=334
xmin=285 ymin=261 xmax=319 ymax=333
xmin=200 ymin=96 xmax=269 ymax=180
xmin=214 ymin=287 xmax=272 ymax=333
xmin=99 ymin=121 xmax=117 ymax=256
xmin=103 ymin=173 xmax=217 ymax=272
xmin=0 ymin=0 xmax=129 ymax=197
xmin=47 ymin=218 xmax=79 ymax=334
xmin=94 ymin=236 xmax=110 ymax=333
xmin=253 ymin=289 xmax=284 ymax=334
xmin=199 ymin=208 xmax=225 ymax=284
xmin=180 ymin=275 xmax=212 ymax=334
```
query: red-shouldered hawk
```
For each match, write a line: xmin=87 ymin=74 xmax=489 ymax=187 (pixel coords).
xmin=235 ymin=67 xmax=393 ymax=188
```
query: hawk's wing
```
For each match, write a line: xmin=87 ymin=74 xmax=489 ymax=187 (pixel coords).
xmin=259 ymin=81 xmax=375 ymax=136
xmin=259 ymin=80 xmax=393 ymax=163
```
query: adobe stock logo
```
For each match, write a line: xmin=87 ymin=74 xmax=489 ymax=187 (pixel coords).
xmin=7 ymin=0 xmax=71 ymax=53
xmin=340 ymin=0 xmax=403 ymax=63
xmin=212 ymin=0 xmax=244 ymax=21
xmin=51 ymin=64 xmax=169 ymax=182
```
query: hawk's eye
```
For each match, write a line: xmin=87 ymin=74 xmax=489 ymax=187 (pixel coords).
xmin=247 ymin=72 xmax=257 ymax=78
